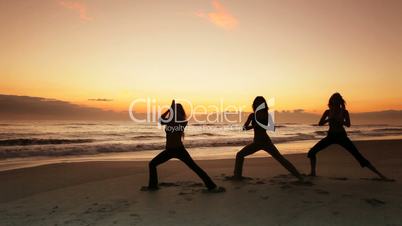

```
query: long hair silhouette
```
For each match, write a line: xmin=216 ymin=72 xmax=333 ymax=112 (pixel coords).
xmin=174 ymin=104 xmax=187 ymax=139
xmin=174 ymin=103 xmax=186 ymax=121
xmin=328 ymin=92 xmax=346 ymax=110
xmin=252 ymin=96 xmax=269 ymax=127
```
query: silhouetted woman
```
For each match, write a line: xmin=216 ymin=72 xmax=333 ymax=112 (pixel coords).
xmin=233 ymin=96 xmax=303 ymax=181
xmin=146 ymin=100 xmax=223 ymax=191
xmin=307 ymin=93 xmax=389 ymax=180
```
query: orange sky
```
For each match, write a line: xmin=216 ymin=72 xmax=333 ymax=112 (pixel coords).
xmin=1 ymin=0 xmax=401 ymax=113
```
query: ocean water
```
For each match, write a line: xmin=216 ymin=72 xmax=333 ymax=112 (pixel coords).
xmin=1 ymin=121 xmax=401 ymax=160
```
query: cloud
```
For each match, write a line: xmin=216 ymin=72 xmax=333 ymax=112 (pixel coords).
xmin=58 ymin=0 xmax=92 ymax=21
xmin=0 ymin=94 xmax=125 ymax=120
xmin=88 ymin=98 xmax=113 ymax=102
xmin=196 ymin=0 xmax=238 ymax=30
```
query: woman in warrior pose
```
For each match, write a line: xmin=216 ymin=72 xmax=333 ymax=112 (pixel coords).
xmin=307 ymin=93 xmax=389 ymax=180
xmin=232 ymin=96 xmax=304 ymax=181
xmin=145 ymin=100 xmax=224 ymax=191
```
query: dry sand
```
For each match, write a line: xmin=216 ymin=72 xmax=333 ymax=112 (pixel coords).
xmin=0 ymin=139 xmax=401 ymax=226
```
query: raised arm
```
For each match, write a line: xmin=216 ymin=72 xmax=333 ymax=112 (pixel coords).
xmin=243 ymin=113 xmax=254 ymax=131
xmin=159 ymin=100 xmax=175 ymax=125
xmin=343 ymin=110 xmax=351 ymax=127
xmin=159 ymin=109 xmax=170 ymax=125
xmin=318 ymin=110 xmax=329 ymax=126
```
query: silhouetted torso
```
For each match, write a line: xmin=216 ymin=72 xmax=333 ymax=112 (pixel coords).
xmin=327 ymin=109 xmax=347 ymax=135
xmin=165 ymin=121 xmax=187 ymax=149
xmin=251 ymin=112 xmax=270 ymax=144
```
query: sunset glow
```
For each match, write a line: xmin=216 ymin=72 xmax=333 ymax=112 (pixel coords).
xmin=1 ymin=0 xmax=401 ymax=114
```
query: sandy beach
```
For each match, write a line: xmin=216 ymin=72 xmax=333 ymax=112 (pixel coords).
xmin=0 ymin=139 xmax=401 ymax=226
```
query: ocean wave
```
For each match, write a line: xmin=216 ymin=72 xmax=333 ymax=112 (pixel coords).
xmin=190 ymin=123 xmax=229 ymax=127
xmin=274 ymin=125 xmax=287 ymax=129
xmin=371 ymin=128 xmax=402 ymax=133
xmin=188 ymin=133 xmax=224 ymax=137
xmin=0 ymin=138 xmax=94 ymax=146
xmin=355 ymin=124 xmax=392 ymax=127
xmin=314 ymin=131 xmax=327 ymax=136
xmin=57 ymin=123 xmax=98 ymax=126
xmin=132 ymin=135 xmax=165 ymax=139
xmin=0 ymin=133 xmax=317 ymax=159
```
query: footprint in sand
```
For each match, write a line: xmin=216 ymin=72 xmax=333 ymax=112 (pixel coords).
xmin=48 ymin=205 xmax=59 ymax=215
xmin=291 ymin=181 xmax=314 ymax=186
xmin=260 ymin=195 xmax=269 ymax=200
xmin=129 ymin=213 xmax=142 ymax=225
xmin=178 ymin=191 xmax=193 ymax=196
xmin=168 ymin=210 xmax=176 ymax=215
xmin=203 ymin=187 xmax=226 ymax=193
xmin=223 ymin=176 xmax=254 ymax=181
xmin=78 ymin=200 xmax=131 ymax=224
xmin=254 ymin=180 xmax=265 ymax=185
xmin=273 ymin=174 xmax=291 ymax=179
xmin=314 ymin=189 xmax=330 ymax=195
xmin=247 ymin=189 xmax=257 ymax=193
xmin=268 ymin=179 xmax=278 ymax=184
xmin=163 ymin=181 xmax=205 ymax=188
xmin=280 ymin=184 xmax=292 ymax=190
xmin=329 ymin=177 xmax=348 ymax=181
xmin=364 ymin=198 xmax=386 ymax=207
xmin=360 ymin=178 xmax=396 ymax=182
xmin=159 ymin=182 xmax=180 ymax=187
xmin=188 ymin=182 xmax=203 ymax=187
xmin=130 ymin=213 xmax=141 ymax=217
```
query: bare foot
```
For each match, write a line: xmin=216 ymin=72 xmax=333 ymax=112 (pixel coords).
xmin=380 ymin=177 xmax=396 ymax=182
xmin=205 ymin=186 xmax=226 ymax=193
xmin=224 ymin=175 xmax=252 ymax=181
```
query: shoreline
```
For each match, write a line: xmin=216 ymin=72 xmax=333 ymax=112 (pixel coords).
xmin=0 ymin=137 xmax=401 ymax=172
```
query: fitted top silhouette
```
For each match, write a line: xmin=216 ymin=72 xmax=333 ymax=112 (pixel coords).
xmin=321 ymin=108 xmax=350 ymax=135
xmin=164 ymin=121 xmax=187 ymax=149
xmin=245 ymin=112 xmax=270 ymax=144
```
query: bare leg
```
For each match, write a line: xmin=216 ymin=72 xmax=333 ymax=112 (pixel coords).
xmin=234 ymin=143 xmax=260 ymax=178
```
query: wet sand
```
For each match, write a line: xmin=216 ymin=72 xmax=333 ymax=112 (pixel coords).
xmin=0 ymin=139 xmax=401 ymax=225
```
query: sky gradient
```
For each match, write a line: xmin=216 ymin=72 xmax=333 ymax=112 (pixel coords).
xmin=1 ymin=0 xmax=401 ymax=113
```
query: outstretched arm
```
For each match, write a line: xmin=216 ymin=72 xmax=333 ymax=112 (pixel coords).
xmin=243 ymin=114 xmax=254 ymax=130
xmin=318 ymin=110 xmax=329 ymax=126
xmin=343 ymin=110 xmax=351 ymax=127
